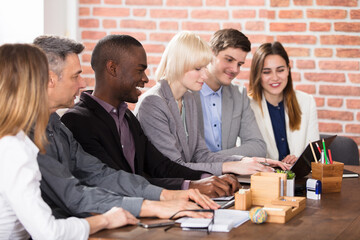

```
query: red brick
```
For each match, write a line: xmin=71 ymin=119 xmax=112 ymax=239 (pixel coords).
xmin=198 ymin=34 xmax=212 ymax=42
xmin=147 ymin=56 xmax=162 ymax=65
xmin=81 ymin=53 xmax=92 ymax=63
xmin=316 ymin=0 xmax=358 ymax=6
xmin=259 ymin=10 xmax=275 ymax=19
xmin=79 ymin=7 xmax=90 ymax=16
xmin=182 ymin=22 xmax=219 ymax=31
xmin=83 ymin=42 xmax=97 ymax=51
xmin=347 ymin=99 xmax=360 ymax=109
xmin=291 ymin=72 xmax=301 ymax=82
xmin=346 ymin=124 xmax=360 ymax=134
xmin=81 ymin=31 xmax=106 ymax=40
xmin=223 ymin=23 xmax=242 ymax=30
xmin=229 ymin=0 xmax=265 ymax=6
xmin=285 ymin=47 xmax=310 ymax=57
xmin=304 ymin=73 xmax=345 ymax=82
xmin=271 ymin=0 xmax=289 ymax=6
xmin=79 ymin=19 xmax=99 ymax=28
xmin=295 ymin=84 xmax=316 ymax=94
xmin=320 ymin=85 xmax=360 ymax=96
xmin=245 ymin=21 xmax=264 ymax=31
xmin=270 ymin=23 xmax=306 ymax=32
xmin=143 ymin=44 xmax=165 ymax=54
xmin=126 ymin=0 xmax=162 ymax=5
xmin=233 ymin=10 xmax=256 ymax=18
xmin=336 ymin=49 xmax=360 ymax=58
xmin=277 ymin=35 xmax=317 ymax=44
xmin=307 ymin=9 xmax=346 ymax=19
xmin=151 ymin=9 xmax=188 ymax=18
xmin=248 ymin=35 xmax=274 ymax=44
xmin=149 ymin=33 xmax=176 ymax=42
xmin=310 ymin=22 xmax=331 ymax=31
xmin=315 ymin=97 xmax=325 ymax=107
xmin=318 ymin=110 xmax=353 ymax=121
xmin=133 ymin=9 xmax=146 ymax=17
xmin=279 ymin=10 xmax=303 ymax=18
xmin=103 ymin=19 xmax=117 ymax=28
xmin=237 ymin=71 xmax=250 ymax=80
xmin=296 ymin=60 xmax=315 ymax=69
xmin=145 ymin=79 xmax=156 ymax=88
xmin=109 ymin=31 xmax=146 ymax=41
xmin=349 ymin=73 xmax=360 ymax=83
xmin=294 ymin=0 xmax=312 ymax=5
xmin=166 ymin=0 xmax=202 ymax=6
xmin=335 ymin=22 xmax=360 ymax=32
xmin=93 ymin=8 xmax=130 ymax=17
xmin=321 ymin=35 xmax=360 ymax=45
xmin=315 ymin=48 xmax=333 ymax=57
xmin=83 ymin=77 xmax=95 ymax=87
xmin=79 ymin=0 xmax=100 ymax=3
xmin=327 ymin=98 xmax=343 ymax=108
xmin=120 ymin=20 xmax=156 ymax=29
xmin=191 ymin=10 xmax=228 ymax=19
xmin=104 ymin=0 xmax=123 ymax=4
xmin=351 ymin=10 xmax=360 ymax=19
xmin=159 ymin=21 xmax=179 ymax=30
xmin=206 ymin=0 xmax=226 ymax=6
xmin=358 ymin=112 xmax=360 ymax=121
xmin=319 ymin=61 xmax=359 ymax=71
xmin=319 ymin=122 xmax=343 ymax=132
xmin=82 ymin=65 xmax=95 ymax=75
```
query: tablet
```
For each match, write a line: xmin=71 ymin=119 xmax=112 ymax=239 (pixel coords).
xmin=138 ymin=219 xmax=175 ymax=228
xmin=290 ymin=135 xmax=337 ymax=178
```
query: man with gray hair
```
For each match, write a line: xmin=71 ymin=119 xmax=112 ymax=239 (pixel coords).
xmin=34 ymin=35 xmax=217 ymax=219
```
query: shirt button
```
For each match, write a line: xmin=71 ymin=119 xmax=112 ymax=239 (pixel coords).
xmin=214 ymin=124 xmax=217 ymax=127
xmin=281 ymin=138 xmax=285 ymax=141
xmin=277 ymin=107 xmax=280 ymax=110
xmin=217 ymin=144 xmax=220 ymax=147
xmin=213 ymin=103 xmax=215 ymax=106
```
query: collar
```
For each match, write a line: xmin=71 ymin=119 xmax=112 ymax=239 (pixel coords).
xmin=200 ymin=82 xmax=223 ymax=97
xmin=85 ymin=92 xmax=128 ymax=119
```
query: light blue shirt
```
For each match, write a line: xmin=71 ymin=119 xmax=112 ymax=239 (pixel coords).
xmin=200 ymin=82 xmax=222 ymax=152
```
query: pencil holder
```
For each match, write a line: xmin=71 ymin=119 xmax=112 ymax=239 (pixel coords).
xmin=235 ymin=189 xmax=252 ymax=210
xmin=311 ymin=161 xmax=344 ymax=193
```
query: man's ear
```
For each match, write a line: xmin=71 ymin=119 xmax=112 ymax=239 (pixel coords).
xmin=106 ymin=60 xmax=118 ymax=77
xmin=48 ymin=70 xmax=58 ymax=89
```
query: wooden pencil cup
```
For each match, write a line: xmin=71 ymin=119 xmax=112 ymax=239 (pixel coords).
xmin=235 ymin=189 xmax=252 ymax=210
xmin=311 ymin=161 xmax=344 ymax=193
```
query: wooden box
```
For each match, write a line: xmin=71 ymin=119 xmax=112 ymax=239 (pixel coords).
xmin=263 ymin=197 xmax=306 ymax=223
xmin=250 ymin=172 xmax=287 ymax=206
xmin=234 ymin=189 xmax=252 ymax=210
xmin=311 ymin=161 xmax=344 ymax=193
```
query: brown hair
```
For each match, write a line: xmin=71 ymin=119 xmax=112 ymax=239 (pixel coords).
xmin=210 ymin=28 xmax=251 ymax=56
xmin=249 ymin=41 xmax=301 ymax=131
xmin=0 ymin=44 xmax=49 ymax=152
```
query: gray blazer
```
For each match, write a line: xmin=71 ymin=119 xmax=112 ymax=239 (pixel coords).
xmin=193 ymin=84 xmax=266 ymax=157
xmin=134 ymin=80 xmax=240 ymax=176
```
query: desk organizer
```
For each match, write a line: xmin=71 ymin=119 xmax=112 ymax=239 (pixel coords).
xmin=263 ymin=197 xmax=306 ymax=223
xmin=311 ymin=161 xmax=344 ymax=193
xmin=234 ymin=189 xmax=252 ymax=210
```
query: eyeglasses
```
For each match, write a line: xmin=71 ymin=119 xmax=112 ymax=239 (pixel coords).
xmin=164 ymin=209 xmax=215 ymax=234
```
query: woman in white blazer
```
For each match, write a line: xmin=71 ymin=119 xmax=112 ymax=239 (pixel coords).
xmin=248 ymin=42 xmax=319 ymax=163
xmin=0 ymin=44 xmax=138 ymax=240
xmin=135 ymin=31 xmax=288 ymax=178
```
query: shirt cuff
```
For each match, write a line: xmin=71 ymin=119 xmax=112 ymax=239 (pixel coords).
xmin=181 ymin=180 xmax=191 ymax=190
xmin=200 ymin=173 xmax=212 ymax=179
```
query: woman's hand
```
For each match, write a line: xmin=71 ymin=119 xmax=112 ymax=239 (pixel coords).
xmin=281 ymin=155 xmax=297 ymax=165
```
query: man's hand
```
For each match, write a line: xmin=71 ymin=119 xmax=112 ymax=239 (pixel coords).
xmin=189 ymin=174 xmax=240 ymax=198
xmin=139 ymin=199 xmax=214 ymax=219
xmin=222 ymin=157 xmax=273 ymax=175
xmin=160 ymin=189 xmax=220 ymax=210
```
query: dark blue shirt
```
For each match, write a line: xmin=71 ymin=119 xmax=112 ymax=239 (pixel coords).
xmin=266 ymin=100 xmax=290 ymax=160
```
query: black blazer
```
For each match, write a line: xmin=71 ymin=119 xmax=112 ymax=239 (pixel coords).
xmin=61 ymin=91 xmax=206 ymax=190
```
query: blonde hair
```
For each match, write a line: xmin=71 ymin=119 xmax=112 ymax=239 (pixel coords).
xmin=0 ymin=44 xmax=49 ymax=152
xmin=155 ymin=31 xmax=212 ymax=83
xmin=249 ymin=42 xmax=301 ymax=131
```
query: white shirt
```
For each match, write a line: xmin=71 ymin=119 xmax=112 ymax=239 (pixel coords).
xmin=0 ymin=131 xmax=89 ymax=240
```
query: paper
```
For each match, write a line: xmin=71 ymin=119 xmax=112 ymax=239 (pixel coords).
xmin=176 ymin=209 xmax=249 ymax=232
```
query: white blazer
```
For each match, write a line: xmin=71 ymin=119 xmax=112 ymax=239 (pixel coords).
xmin=250 ymin=90 xmax=320 ymax=160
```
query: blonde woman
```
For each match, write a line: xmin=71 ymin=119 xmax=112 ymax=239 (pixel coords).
xmin=249 ymin=42 xmax=319 ymax=163
xmin=134 ymin=31 xmax=288 ymax=178
xmin=0 ymin=44 xmax=138 ymax=240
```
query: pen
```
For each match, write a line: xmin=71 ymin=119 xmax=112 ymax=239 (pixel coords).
xmin=322 ymin=139 xmax=328 ymax=164
xmin=315 ymin=142 xmax=321 ymax=154
xmin=328 ymin=149 xmax=333 ymax=164
xmin=309 ymin=141 xmax=318 ymax=163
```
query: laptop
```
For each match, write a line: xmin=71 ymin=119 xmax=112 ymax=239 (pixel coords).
xmin=290 ymin=135 xmax=337 ymax=178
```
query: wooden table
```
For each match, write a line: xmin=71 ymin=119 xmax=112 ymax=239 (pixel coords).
xmin=89 ymin=166 xmax=360 ymax=240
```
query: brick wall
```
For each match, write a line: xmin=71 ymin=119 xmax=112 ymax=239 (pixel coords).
xmin=78 ymin=0 xmax=360 ymax=158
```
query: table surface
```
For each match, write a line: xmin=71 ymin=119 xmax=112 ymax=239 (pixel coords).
xmin=89 ymin=166 xmax=360 ymax=240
